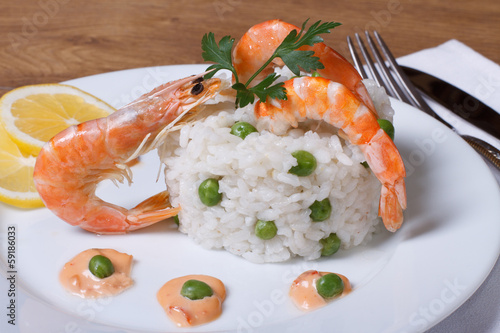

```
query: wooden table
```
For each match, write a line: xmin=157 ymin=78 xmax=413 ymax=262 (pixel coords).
xmin=1 ymin=0 xmax=499 ymax=96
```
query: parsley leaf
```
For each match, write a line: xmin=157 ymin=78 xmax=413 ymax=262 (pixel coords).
xmin=201 ymin=19 xmax=341 ymax=108
xmin=280 ymin=50 xmax=321 ymax=76
xmin=271 ymin=20 xmax=342 ymax=76
xmin=232 ymin=83 xmax=255 ymax=108
xmin=233 ymin=73 xmax=286 ymax=107
xmin=250 ymin=73 xmax=286 ymax=103
xmin=289 ymin=19 xmax=341 ymax=49
xmin=201 ymin=32 xmax=237 ymax=79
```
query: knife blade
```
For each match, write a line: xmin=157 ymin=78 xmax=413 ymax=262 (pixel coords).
xmin=401 ymin=66 xmax=500 ymax=140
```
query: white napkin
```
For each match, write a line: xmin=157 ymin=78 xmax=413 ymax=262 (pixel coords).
xmin=397 ymin=40 xmax=500 ymax=333
xmin=397 ymin=40 xmax=500 ymax=182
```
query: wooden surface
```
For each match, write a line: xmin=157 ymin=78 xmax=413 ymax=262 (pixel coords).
xmin=0 ymin=0 xmax=499 ymax=96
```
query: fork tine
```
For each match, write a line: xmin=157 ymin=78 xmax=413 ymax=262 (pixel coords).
xmin=372 ymin=32 xmax=437 ymax=117
xmin=352 ymin=33 xmax=387 ymax=89
xmin=364 ymin=32 xmax=414 ymax=104
xmin=346 ymin=36 xmax=368 ymax=79
xmin=347 ymin=33 xmax=393 ymax=97
xmin=347 ymin=31 xmax=439 ymax=119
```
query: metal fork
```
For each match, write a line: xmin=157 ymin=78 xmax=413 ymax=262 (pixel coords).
xmin=347 ymin=31 xmax=500 ymax=170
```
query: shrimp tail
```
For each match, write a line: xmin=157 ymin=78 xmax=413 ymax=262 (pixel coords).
xmin=379 ymin=179 xmax=407 ymax=232
xmin=395 ymin=178 xmax=407 ymax=210
xmin=126 ymin=190 xmax=180 ymax=229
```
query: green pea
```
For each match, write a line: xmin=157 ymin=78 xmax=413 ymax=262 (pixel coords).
xmin=316 ymin=273 xmax=344 ymax=299
xmin=312 ymin=71 xmax=322 ymax=77
xmin=309 ymin=198 xmax=332 ymax=222
xmin=198 ymin=178 xmax=222 ymax=206
xmin=377 ymin=119 xmax=395 ymax=140
xmin=88 ymin=255 xmax=115 ymax=279
xmin=320 ymin=233 xmax=341 ymax=256
xmin=289 ymin=150 xmax=317 ymax=177
xmin=230 ymin=121 xmax=258 ymax=139
xmin=255 ymin=220 xmax=278 ymax=240
xmin=180 ymin=279 xmax=214 ymax=300
xmin=173 ymin=215 xmax=180 ymax=226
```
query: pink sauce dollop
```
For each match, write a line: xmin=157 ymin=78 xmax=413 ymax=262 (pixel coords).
xmin=157 ymin=274 xmax=226 ymax=327
xmin=289 ymin=270 xmax=351 ymax=311
xmin=59 ymin=248 xmax=133 ymax=298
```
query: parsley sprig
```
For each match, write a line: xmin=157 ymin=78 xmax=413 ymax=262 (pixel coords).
xmin=201 ymin=19 xmax=341 ymax=108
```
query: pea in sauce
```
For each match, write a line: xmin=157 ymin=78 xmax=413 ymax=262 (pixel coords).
xmin=59 ymin=248 xmax=133 ymax=298
xmin=289 ymin=270 xmax=351 ymax=311
xmin=157 ymin=275 xmax=226 ymax=327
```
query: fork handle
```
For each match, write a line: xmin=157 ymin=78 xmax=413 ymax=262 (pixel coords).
xmin=462 ymin=135 xmax=500 ymax=170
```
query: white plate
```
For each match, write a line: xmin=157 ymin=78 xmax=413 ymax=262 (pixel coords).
xmin=1 ymin=65 xmax=499 ymax=333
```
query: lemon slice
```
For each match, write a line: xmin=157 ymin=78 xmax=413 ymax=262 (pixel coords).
xmin=0 ymin=84 xmax=115 ymax=156
xmin=0 ymin=124 xmax=43 ymax=208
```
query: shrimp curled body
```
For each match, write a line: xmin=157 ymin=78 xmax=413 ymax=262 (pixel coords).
xmin=33 ymin=74 xmax=221 ymax=234
xmin=254 ymin=77 xmax=406 ymax=231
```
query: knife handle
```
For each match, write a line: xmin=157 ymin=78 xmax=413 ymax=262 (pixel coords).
xmin=462 ymin=135 xmax=500 ymax=170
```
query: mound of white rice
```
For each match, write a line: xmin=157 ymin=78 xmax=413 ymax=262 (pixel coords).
xmin=159 ymin=77 xmax=394 ymax=263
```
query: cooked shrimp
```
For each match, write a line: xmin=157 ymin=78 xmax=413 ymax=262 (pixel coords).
xmin=232 ymin=19 xmax=376 ymax=114
xmin=33 ymin=74 xmax=221 ymax=234
xmin=254 ymin=76 xmax=406 ymax=231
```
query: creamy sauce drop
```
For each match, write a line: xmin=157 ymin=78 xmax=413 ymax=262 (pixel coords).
xmin=289 ymin=270 xmax=351 ymax=311
xmin=59 ymin=248 xmax=133 ymax=298
xmin=157 ymin=275 xmax=226 ymax=327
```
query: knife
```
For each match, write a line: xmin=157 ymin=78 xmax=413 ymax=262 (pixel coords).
xmin=401 ymin=66 xmax=500 ymax=141
xmin=399 ymin=66 xmax=500 ymax=169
